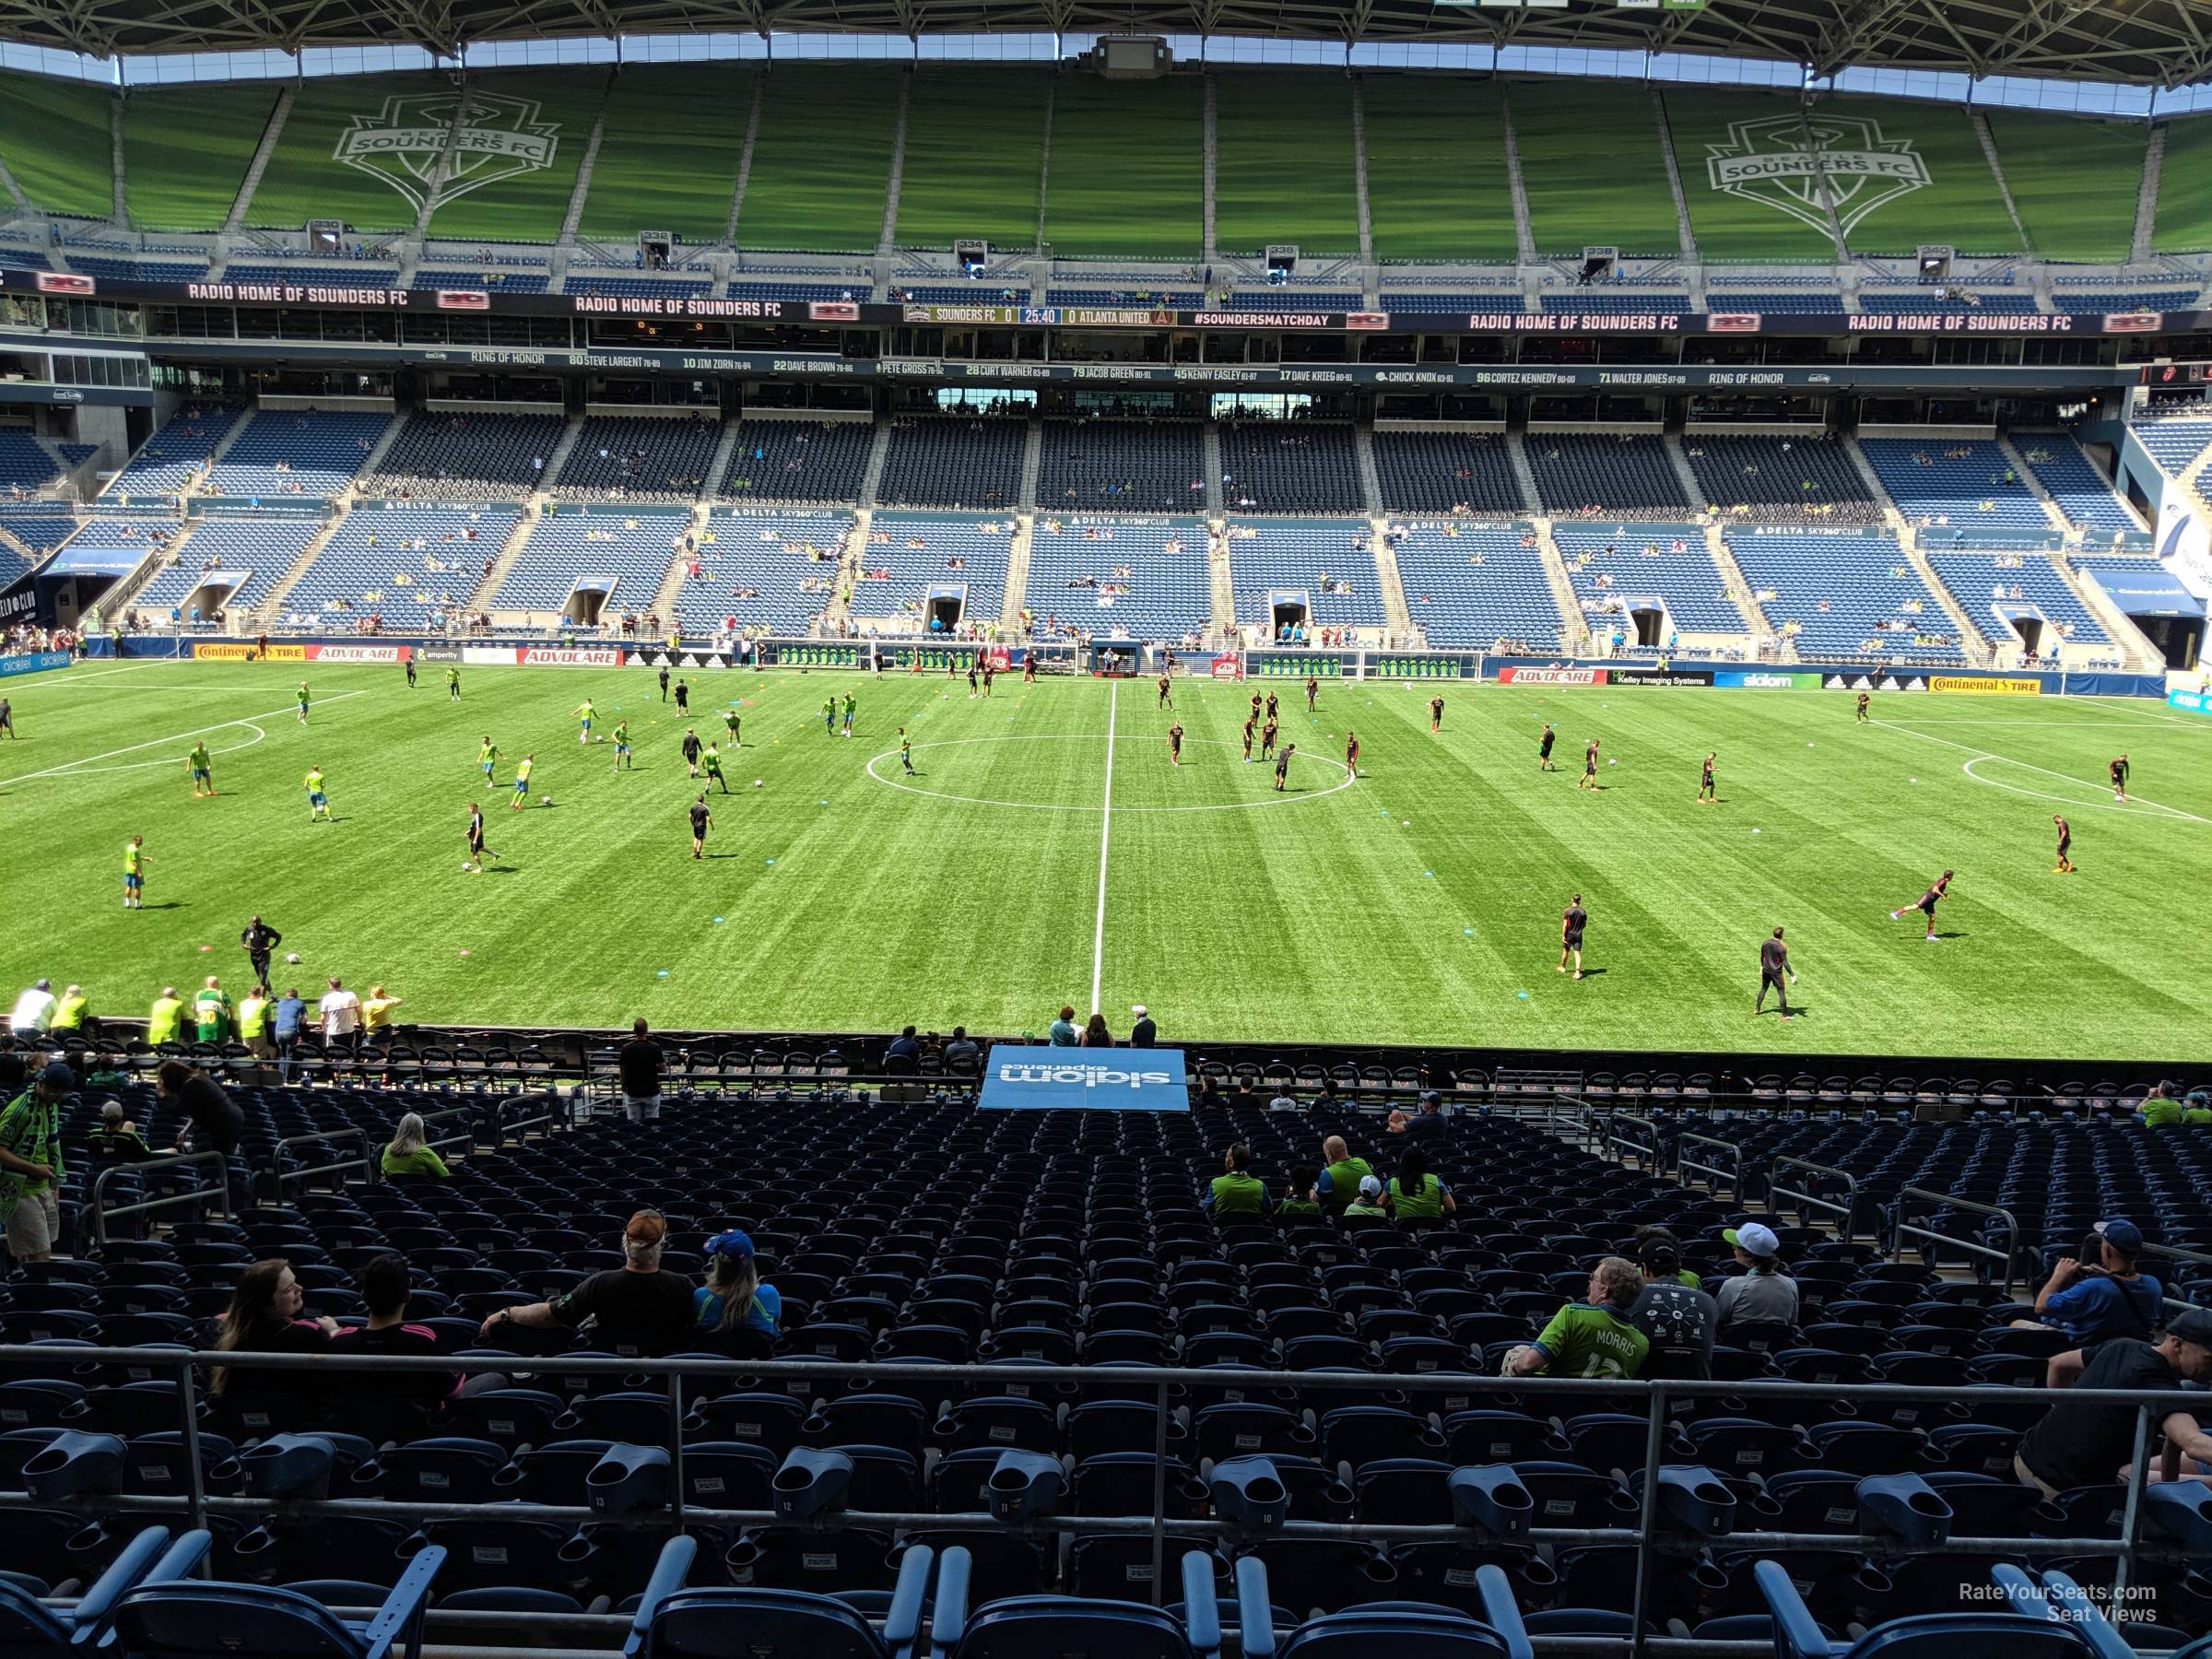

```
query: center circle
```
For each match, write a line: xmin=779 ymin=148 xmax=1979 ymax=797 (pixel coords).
xmin=863 ymin=733 xmax=1359 ymax=814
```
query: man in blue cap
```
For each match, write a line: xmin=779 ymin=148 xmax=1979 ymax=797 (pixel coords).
xmin=0 ymin=1063 xmax=71 ymax=1265
xmin=2016 ymin=1218 xmax=2164 ymax=1387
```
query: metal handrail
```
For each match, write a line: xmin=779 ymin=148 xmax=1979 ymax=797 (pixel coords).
xmin=1676 ymin=1129 xmax=1740 ymax=1199
xmin=262 ymin=1125 xmax=373 ymax=1201
xmin=1 ymin=1341 xmax=2198 ymax=1659
xmin=1597 ymin=1110 xmax=1662 ymax=1170
xmin=2136 ymin=1238 xmax=2212 ymax=1316
xmin=84 ymin=1149 xmax=230 ymax=1248
xmin=1892 ymin=1185 xmax=2023 ymax=1297
xmin=1767 ymin=1154 xmax=1860 ymax=1240
xmin=416 ymin=1104 xmax=480 ymax=1158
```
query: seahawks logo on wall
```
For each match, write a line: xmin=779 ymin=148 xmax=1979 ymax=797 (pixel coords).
xmin=1705 ymin=114 xmax=1928 ymax=236
xmin=335 ymin=92 xmax=559 ymax=214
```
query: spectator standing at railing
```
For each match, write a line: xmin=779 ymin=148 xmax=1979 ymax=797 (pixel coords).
xmin=618 ymin=1018 xmax=663 ymax=1124
xmin=360 ymin=984 xmax=405 ymax=1051
xmin=272 ymin=988 xmax=305 ymax=1080
xmin=0 ymin=1062 xmax=70 ymax=1265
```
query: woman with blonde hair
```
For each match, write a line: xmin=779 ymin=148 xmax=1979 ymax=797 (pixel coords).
xmin=690 ymin=1229 xmax=782 ymax=1359
xmin=380 ymin=1112 xmax=450 ymax=1178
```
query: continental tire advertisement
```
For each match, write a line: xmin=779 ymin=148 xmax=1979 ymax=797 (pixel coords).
xmin=1931 ymin=676 xmax=2041 ymax=696
xmin=194 ymin=641 xmax=306 ymax=661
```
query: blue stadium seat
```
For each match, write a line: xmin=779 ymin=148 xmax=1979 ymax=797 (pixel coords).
xmin=0 ymin=1525 xmax=206 ymax=1655
xmin=1749 ymin=1557 xmax=2132 ymax=1659
xmin=111 ymin=1544 xmax=443 ymax=1659
xmin=926 ymin=1545 xmax=1221 ymax=1659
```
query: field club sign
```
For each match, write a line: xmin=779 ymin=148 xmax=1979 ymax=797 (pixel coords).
xmin=337 ymin=92 xmax=559 ymax=215
xmin=1707 ymin=114 xmax=1929 ymax=237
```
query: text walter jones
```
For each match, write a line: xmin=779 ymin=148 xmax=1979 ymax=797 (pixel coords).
xmin=994 ymin=1064 xmax=1175 ymax=1091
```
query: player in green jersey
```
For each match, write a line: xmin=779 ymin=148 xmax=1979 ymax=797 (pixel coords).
xmin=123 ymin=836 xmax=147 ymax=908
xmin=612 ymin=720 xmax=631 ymax=771
xmin=572 ymin=700 xmax=596 ymax=744
xmin=841 ymin=693 xmax=856 ymax=737
xmin=296 ymin=682 xmax=311 ymax=724
xmin=899 ymin=727 xmax=915 ymax=775
xmin=701 ymin=742 xmax=729 ymax=793
xmin=185 ymin=741 xmax=215 ymax=798
xmin=722 ymin=706 xmax=741 ymax=747
xmin=510 ymin=754 xmax=535 ymax=809
xmin=447 ymin=666 xmax=462 ymax=701
xmin=823 ymin=696 xmax=837 ymax=735
xmin=304 ymin=766 xmax=331 ymax=821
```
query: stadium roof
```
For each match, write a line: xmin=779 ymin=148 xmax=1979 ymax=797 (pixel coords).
xmin=0 ymin=0 xmax=2206 ymax=88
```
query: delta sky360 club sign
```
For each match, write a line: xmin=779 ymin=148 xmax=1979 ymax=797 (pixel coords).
xmin=1706 ymin=113 xmax=1930 ymax=237
xmin=335 ymin=91 xmax=560 ymax=215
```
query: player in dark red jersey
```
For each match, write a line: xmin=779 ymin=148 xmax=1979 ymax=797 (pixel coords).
xmin=1157 ymin=672 xmax=1173 ymax=711
xmin=1757 ymin=927 xmax=1796 ymax=1019
xmin=1249 ymin=689 xmax=1264 ymax=726
xmin=1559 ymin=893 xmax=1587 ymax=981
xmin=1346 ymin=730 xmax=1359 ymax=773
xmin=1260 ymin=717 xmax=1279 ymax=760
xmin=1264 ymin=690 xmax=1279 ymax=724
xmin=2053 ymin=815 xmax=2073 ymax=874
xmin=1537 ymin=723 xmax=1556 ymax=771
xmin=1022 ymin=655 xmax=1037 ymax=684
xmin=2110 ymin=754 xmax=2128 ymax=802
xmin=1273 ymin=742 xmax=1296 ymax=792
xmin=1891 ymin=869 xmax=1953 ymax=942
xmin=1697 ymin=751 xmax=1717 ymax=806
xmin=1241 ymin=716 xmax=1256 ymax=763
xmin=1305 ymin=675 xmax=1320 ymax=712
xmin=1429 ymin=695 xmax=1444 ymax=734
xmin=980 ymin=660 xmax=994 ymax=697
xmin=1167 ymin=721 xmax=1184 ymax=766
xmin=1855 ymin=690 xmax=1870 ymax=724
xmin=1578 ymin=738 xmax=1601 ymax=791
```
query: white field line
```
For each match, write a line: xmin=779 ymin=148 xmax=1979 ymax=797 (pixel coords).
xmin=1870 ymin=716 xmax=2209 ymax=825
xmin=1089 ymin=678 xmax=1118 ymax=1017
xmin=0 ymin=690 xmax=370 ymax=785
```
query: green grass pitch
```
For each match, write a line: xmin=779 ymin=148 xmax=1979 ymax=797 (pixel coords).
xmin=3 ymin=661 xmax=2207 ymax=1064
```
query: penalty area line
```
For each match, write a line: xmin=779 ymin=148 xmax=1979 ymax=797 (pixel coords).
xmin=0 ymin=690 xmax=371 ymax=785
xmin=1871 ymin=717 xmax=2209 ymax=825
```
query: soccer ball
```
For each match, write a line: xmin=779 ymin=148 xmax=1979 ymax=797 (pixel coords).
xmin=284 ymin=952 xmax=300 ymax=964
xmin=462 ymin=862 xmax=472 ymax=872
xmin=754 ymin=779 xmax=764 ymax=788
xmin=540 ymin=794 xmax=551 ymax=805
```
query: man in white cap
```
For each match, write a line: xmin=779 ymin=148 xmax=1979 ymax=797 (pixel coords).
xmin=1715 ymin=1221 xmax=1798 ymax=1332
xmin=1129 ymin=1006 xmax=1157 ymax=1048
xmin=1344 ymin=1174 xmax=1390 ymax=1218
xmin=8 ymin=979 xmax=54 ymax=1034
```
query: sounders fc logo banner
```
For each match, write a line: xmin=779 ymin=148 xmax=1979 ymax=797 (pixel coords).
xmin=1706 ymin=113 xmax=1928 ymax=237
xmin=336 ymin=91 xmax=559 ymax=215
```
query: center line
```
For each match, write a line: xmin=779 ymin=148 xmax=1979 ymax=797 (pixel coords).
xmin=1089 ymin=679 xmax=1118 ymax=1017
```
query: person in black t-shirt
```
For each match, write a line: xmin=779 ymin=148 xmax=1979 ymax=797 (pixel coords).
xmin=479 ymin=1211 xmax=696 ymax=1358
xmin=1537 ymin=724 xmax=1556 ymax=771
xmin=155 ymin=1059 xmax=243 ymax=1157
xmin=688 ymin=794 xmax=712 ymax=860
xmin=2014 ymin=1310 xmax=2212 ymax=1496
xmin=1756 ymin=927 xmax=1795 ymax=1019
xmin=1697 ymin=752 xmax=1716 ymax=806
xmin=330 ymin=1253 xmax=459 ymax=1402
xmin=618 ymin=1018 xmax=664 ymax=1124
xmin=1627 ymin=1230 xmax=1717 ymax=1381
xmin=2110 ymin=753 xmax=2128 ymax=802
xmin=2053 ymin=814 xmax=2073 ymax=875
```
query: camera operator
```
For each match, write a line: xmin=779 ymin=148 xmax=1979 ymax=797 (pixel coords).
xmin=2012 ymin=1218 xmax=2163 ymax=1388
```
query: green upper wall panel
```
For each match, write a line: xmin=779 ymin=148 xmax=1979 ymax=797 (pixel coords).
xmin=0 ymin=72 xmax=115 ymax=220
xmin=1663 ymin=89 xmax=1838 ymax=262
xmin=896 ymin=67 xmax=1048 ymax=251
xmin=1213 ymin=71 xmax=1359 ymax=257
xmin=1805 ymin=97 xmax=2018 ymax=255
xmin=1043 ymin=76 xmax=1204 ymax=260
xmin=249 ymin=74 xmax=469 ymax=233
xmin=1510 ymin=83 xmax=1678 ymax=257
xmin=1362 ymin=76 xmax=1515 ymax=263
xmin=425 ymin=71 xmax=606 ymax=241
xmin=735 ymin=65 xmax=900 ymax=253
xmin=1986 ymin=112 xmax=2143 ymax=265
xmin=124 ymin=84 xmax=278 ymax=232
xmin=578 ymin=65 xmax=751 ymax=244
xmin=2151 ymin=115 xmax=2212 ymax=254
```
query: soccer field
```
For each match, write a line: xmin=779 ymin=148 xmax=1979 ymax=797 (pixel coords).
xmin=3 ymin=660 xmax=2208 ymax=1063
